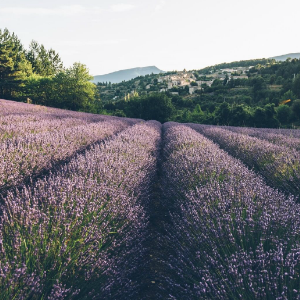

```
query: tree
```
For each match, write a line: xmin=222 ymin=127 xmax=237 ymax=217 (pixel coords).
xmin=0 ymin=28 xmax=23 ymax=98
xmin=291 ymin=99 xmax=300 ymax=120
xmin=130 ymin=93 xmax=174 ymax=122
xmin=228 ymin=77 xmax=235 ymax=88
xmin=281 ymin=90 xmax=297 ymax=101
xmin=215 ymin=102 xmax=231 ymax=125
xmin=252 ymin=104 xmax=279 ymax=128
xmin=53 ymin=63 xmax=96 ymax=110
xmin=24 ymin=74 xmax=53 ymax=105
xmin=253 ymin=107 xmax=266 ymax=127
xmin=292 ymin=74 xmax=300 ymax=98
xmin=230 ymin=104 xmax=249 ymax=126
xmin=251 ymin=76 xmax=267 ymax=102
xmin=276 ymin=105 xmax=291 ymax=125
xmin=212 ymin=79 xmax=222 ymax=87
xmin=190 ymin=104 xmax=205 ymax=123
xmin=264 ymin=103 xmax=279 ymax=127
xmin=26 ymin=40 xmax=63 ymax=76
xmin=24 ymin=63 xmax=96 ymax=111
xmin=223 ymin=74 xmax=229 ymax=85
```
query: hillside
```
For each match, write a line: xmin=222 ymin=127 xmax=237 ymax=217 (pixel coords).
xmin=93 ymin=66 xmax=165 ymax=84
xmin=270 ymin=53 xmax=300 ymax=61
xmin=101 ymin=57 xmax=300 ymax=128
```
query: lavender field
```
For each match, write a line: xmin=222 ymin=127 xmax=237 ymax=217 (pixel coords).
xmin=0 ymin=99 xmax=300 ymax=300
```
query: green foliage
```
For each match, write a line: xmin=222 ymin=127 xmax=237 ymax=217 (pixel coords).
xmin=0 ymin=28 xmax=24 ymax=98
xmin=282 ymin=89 xmax=297 ymax=101
xmin=114 ymin=109 xmax=126 ymax=117
xmin=0 ymin=28 xmax=97 ymax=112
xmin=106 ymin=93 xmax=174 ymax=122
xmin=292 ymin=74 xmax=300 ymax=98
xmin=134 ymin=93 xmax=174 ymax=122
xmin=276 ymin=105 xmax=292 ymax=125
xmin=25 ymin=40 xmax=63 ymax=76
xmin=56 ymin=63 xmax=96 ymax=110
xmin=251 ymin=76 xmax=267 ymax=102
xmin=230 ymin=104 xmax=250 ymax=126
xmin=291 ymin=99 xmax=300 ymax=120
xmin=24 ymin=74 xmax=54 ymax=104
xmin=252 ymin=104 xmax=279 ymax=128
xmin=215 ymin=102 xmax=231 ymax=125
xmin=25 ymin=63 xmax=96 ymax=111
xmin=253 ymin=107 xmax=267 ymax=127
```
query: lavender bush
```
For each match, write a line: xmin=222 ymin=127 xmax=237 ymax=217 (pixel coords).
xmin=0 ymin=120 xmax=161 ymax=299
xmin=0 ymin=99 xmax=142 ymax=190
xmin=0 ymin=99 xmax=138 ymax=124
xmin=160 ymin=122 xmax=300 ymax=299
xmin=220 ymin=126 xmax=300 ymax=151
xmin=188 ymin=124 xmax=300 ymax=199
xmin=0 ymin=115 xmax=89 ymax=141
xmin=0 ymin=119 xmax=131 ymax=189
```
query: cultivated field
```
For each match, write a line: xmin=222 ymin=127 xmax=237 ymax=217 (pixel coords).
xmin=0 ymin=99 xmax=300 ymax=299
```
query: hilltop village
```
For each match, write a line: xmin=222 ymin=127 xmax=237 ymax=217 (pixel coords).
xmin=97 ymin=66 xmax=252 ymax=102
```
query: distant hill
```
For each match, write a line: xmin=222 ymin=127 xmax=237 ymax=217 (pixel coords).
xmin=270 ymin=53 xmax=300 ymax=61
xmin=93 ymin=66 xmax=165 ymax=84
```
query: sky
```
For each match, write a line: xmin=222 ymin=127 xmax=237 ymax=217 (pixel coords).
xmin=0 ymin=0 xmax=299 ymax=76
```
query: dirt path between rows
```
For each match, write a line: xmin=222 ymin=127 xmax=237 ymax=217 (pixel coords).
xmin=132 ymin=125 xmax=177 ymax=299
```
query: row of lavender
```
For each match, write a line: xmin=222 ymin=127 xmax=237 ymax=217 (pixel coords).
xmin=0 ymin=99 xmax=141 ymax=190
xmin=0 ymin=121 xmax=161 ymax=299
xmin=0 ymin=119 xmax=129 ymax=189
xmin=0 ymin=115 xmax=101 ymax=141
xmin=0 ymin=99 xmax=116 ymax=122
xmin=222 ymin=125 xmax=300 ymax=151
xmin=160 ymin=123 xmax=300 ymax=299
xmin=188 ymin=124 xmax=300 ymax=199
xmin=0 ymin=98 xmax=139 ymax=142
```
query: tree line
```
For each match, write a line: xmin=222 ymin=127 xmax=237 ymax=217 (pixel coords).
xmin=104 ymin=91 xmax=300 ymax=127
xmin=0 ymin=28 xmax=100 ymax=112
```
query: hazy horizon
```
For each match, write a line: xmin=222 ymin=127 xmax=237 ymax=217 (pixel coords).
xmin=1 ymin=0 xmax=299 ymax=76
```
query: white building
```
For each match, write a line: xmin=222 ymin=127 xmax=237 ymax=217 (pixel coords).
xmin=189 ymin=87 xmax=195 ymax=94
xmin=196 ymin=80 xmax=213 ymax=87
xmin=189 ymin=87 xmax=201 ymax=94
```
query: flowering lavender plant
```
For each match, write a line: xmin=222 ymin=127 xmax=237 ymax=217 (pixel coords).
xmin=0 ymin=119 xmax=161 ymax=299
xmin=188 ymin=124 xmax=300 ymax=199
xmin=221 ymin=125 xmax=300 ymax=151
xmin=160 ymin=122 xmax=300 ymax=299
xmin=1 ymin=99 xmax=300 ymax=299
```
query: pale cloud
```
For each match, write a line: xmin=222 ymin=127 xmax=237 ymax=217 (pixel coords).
xmin=155 ymin=0 xmax=166 ymax=11
xmin=110 ymin=4 xmax=136 ymax=12
xmin=0 ymin=5 xmax=102 ymax=16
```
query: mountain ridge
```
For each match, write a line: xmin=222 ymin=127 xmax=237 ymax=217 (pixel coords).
xmin=270 ymin=53 xmax=300 ymax=61
xmin=93 ymin=66 xmax=165 ymax=84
